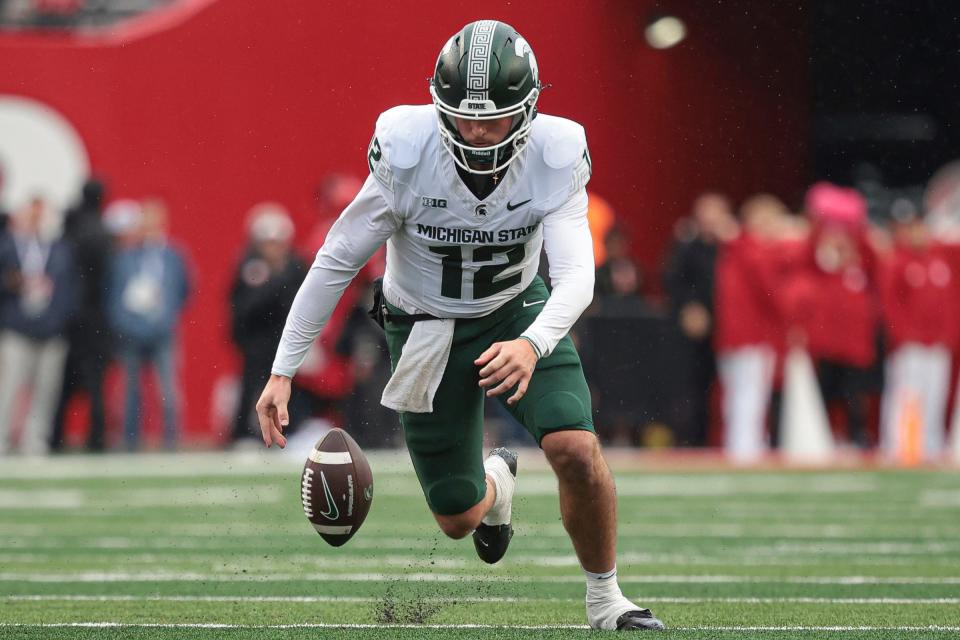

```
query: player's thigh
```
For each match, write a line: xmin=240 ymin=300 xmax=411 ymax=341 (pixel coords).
xmin=500 ymin=334 xmax=596 ymax=445
xmin=386 ymin=321 xmax=488 ymax=517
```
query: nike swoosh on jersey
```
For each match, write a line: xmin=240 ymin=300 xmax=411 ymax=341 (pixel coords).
xmin=506 ymin=198 xmax=533 ymax=211
xmin=522 ymin=300 xmax=545 ymax=307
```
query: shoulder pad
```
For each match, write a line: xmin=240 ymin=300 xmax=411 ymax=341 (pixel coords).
xmin=368 ymin=106 xmax=433 ymax=193
xmin=540 ymin=116 xmax=587 ymax=169
xmin=530 ymin=115 xmax=592 ymax=203
xmin=374 ymin=106 xmax=432 ymax=169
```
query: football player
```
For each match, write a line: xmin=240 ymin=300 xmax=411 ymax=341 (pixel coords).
xmin=257 ymin=20 xmax=665 ymax=631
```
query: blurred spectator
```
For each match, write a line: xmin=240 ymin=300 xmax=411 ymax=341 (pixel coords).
xmin=587 ymin=226 xmax=658 ymax=445
xmin=0 ymin=196 xmax=76 ymax=455
xmin=587 ymin=192 xmax=616 ymax=267
xmin=784 ymin=183 xmax=879 ymax=449
xmin=878 ymin=199 xmax=958 ymax=462
xmin=0 ymin=168 xmax=9 ymax=235
xmin=32 ymin=0 xmax=82 ymax=27
xmin=714 ymin=194 xmax=795 ymax=462
xmin=594 ymin=226 xmax=648 ymax=315
xmin=230 ymin=203 xmax=306 ymax=443
xmin=663 ymin=192 xmax=738 ymax=446
xmin=50 ymin=178 xmax=113 ymax=452
xmin=297 ymin=176 xmax=365 ymax=416
xmin=106 ymin=198 xmax=190 ymax=450
xmin=542 ymin=191 xmax=617 ymax=290
xmin=302 ymin=173 xmax=364 ymax=255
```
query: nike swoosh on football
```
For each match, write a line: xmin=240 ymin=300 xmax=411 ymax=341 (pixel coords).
xmin=318 ymin=471 xmax=340 ymax=521
xmin=522 ymin=300 xmax=545 ymax=307
xmin=506 ymin=198 xmax=532 ymax=211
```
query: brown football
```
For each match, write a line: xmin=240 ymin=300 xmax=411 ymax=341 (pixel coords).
xmin=300 ymin=428 xmax=374 ymax=547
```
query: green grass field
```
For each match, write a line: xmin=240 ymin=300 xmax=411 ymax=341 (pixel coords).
xmin=1 ymin=448 xmax=958 ymax=639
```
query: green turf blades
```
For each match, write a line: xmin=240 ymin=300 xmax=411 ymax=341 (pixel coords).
xmin=0 ymin=453 xmax=959 ymax=639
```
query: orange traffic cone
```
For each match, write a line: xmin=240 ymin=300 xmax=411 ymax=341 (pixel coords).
xmin=898 ymin=393 xmax=923 ymax=467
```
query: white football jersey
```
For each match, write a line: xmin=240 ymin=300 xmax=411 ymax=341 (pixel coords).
xmin=272 ymin=104 xmax=594 ymax=377
xmin=369 ymin=104 xmax=591 ymax=317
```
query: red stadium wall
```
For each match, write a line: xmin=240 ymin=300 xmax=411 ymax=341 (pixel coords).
xmin=0 ymin=0 xmax=808 ymax=443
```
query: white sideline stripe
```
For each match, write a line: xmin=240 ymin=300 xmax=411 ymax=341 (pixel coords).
xmin=0 ymin=450 xmax=415 ymax=479
xmin=1 ymin=571 xmax=959 ymax=584
xmin=2 ymin=623 xmax=960 ymax=631
xmin=0 ymin=486 xmax=281 ymax=509
xmin=312 ymin=523 xmax=352 ymax=535
xmin=308 ymin=450 xmax=352 ymax=465
xmin=6 ymin=595 xmax=960 ymax=605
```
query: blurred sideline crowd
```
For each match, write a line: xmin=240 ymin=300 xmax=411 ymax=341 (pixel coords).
xmin=0 ymin=0 xmax=173 ymax=29
xmin=0 ymin=182 xmax=190 ymax=455
xmin=660 ymin=185 xmax=960 ymax=464
xmin=1 ymin=172 xmax=959 ymax=463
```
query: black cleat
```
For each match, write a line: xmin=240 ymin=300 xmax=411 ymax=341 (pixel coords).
xmin=472 ymin=522 xmax=513 ymax=564
xmin=616 ymin=609 xmax=666 ymax=631
xmin=472 ymin=448 xmax=517 ymax=564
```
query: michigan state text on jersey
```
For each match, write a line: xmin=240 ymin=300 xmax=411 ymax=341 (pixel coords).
xmin=257 ymin=19 xmax=665 ymax=632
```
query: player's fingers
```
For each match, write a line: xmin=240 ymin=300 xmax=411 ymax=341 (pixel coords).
xmin=474 ymin=342 xmax=502 ymax=366
xmin=270 ymin=423 xmax=287 ymax=449
xmin=479 ymin=351 xmax=513 ymax=379
xmin=256 ymin=402 xmax=275 ymax=447
xmin=478 ymin=356 xmax=516 ymax=387
xmin=271 ymin=403 xmax=288 ymax=448
xmin=486 ymin=371 xmax=521 ymax=398
xmin=507 ymin=376 xmax=530 ymax=405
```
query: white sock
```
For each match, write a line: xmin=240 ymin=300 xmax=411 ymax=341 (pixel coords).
xmin=584 ymin=567 xmax=638 ymax=630
xmin=481 ymin=455 xmax=514 ymax=526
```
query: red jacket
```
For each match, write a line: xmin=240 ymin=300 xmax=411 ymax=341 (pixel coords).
xmin=881 ymin=242 xmax=960 ymax=350
xmin=781 ymin=231 xmax=878 ymax=367
xmin=715 ymin=234 xmax=793 ymax=352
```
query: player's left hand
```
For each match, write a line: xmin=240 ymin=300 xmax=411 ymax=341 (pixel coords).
xmin=476 ymin=338 xmax=538 ymax=405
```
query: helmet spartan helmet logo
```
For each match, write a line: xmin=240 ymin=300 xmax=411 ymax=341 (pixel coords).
xmin=475 ymin=203 xmax=488 ymax=217
xmin=430 ymin=20 xmax=541 ymax=176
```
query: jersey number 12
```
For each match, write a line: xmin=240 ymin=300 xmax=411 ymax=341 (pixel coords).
xmin=429 ymin=244 xmax=525 ymax=300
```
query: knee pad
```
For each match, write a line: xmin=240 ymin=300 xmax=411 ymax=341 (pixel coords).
xmin=425 ymin=476 xmax=485 ymax=516
xmin=528 ymin=390 xmax=591 ymax=435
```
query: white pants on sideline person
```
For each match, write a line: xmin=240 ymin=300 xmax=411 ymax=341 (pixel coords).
xmin=0 ymin=331 xmax=68 ymax=455
xmin=880 ymin=342 xmax=950 ymax=462
xmin=718 ymin=344 xmax=776 ymax=463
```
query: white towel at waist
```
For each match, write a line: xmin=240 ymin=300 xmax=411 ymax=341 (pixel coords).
xmin=381 ymin=318 xmax=455 ymax=413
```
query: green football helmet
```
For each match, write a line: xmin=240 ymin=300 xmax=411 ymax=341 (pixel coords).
xmin=430 ymin=20 xmax=541 ymax=175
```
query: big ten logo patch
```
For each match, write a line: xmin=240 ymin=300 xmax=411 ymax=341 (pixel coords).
xmin=422 ymin=197 xmax=448 ymax=209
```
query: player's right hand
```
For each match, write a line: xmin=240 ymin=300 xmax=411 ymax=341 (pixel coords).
xmin=256 ymin=374 xmax=292 ymax=449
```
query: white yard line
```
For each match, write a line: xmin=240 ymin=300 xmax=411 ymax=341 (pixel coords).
xmin=4 ymin=522 xmax=957 ymax=539
xmin=0 ymin=480 xmax=893 ymax=499
xmin=5 ymin=595 xmax=960 ymax=605
xmin=0 ymin=487 xmax=282 ymax=508
xmin=1 ymin=553 xmax=955 ymax=571
xmin=2 ymin=623 xmax=960 ymax=631
xmin=0 ymin=450 xmax=909 ymax=490
xmin=0 ymin=571 xmax=958 ymax=584
xmin=2 ymin=534 xmax=958 ymax=555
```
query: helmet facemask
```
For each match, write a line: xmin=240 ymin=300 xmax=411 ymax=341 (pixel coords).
xmin=430 ymin=83 xmax=539 ymax=175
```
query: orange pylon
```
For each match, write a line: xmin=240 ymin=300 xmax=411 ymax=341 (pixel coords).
xmin=898 ymin=393 xmax=923 ymax=467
